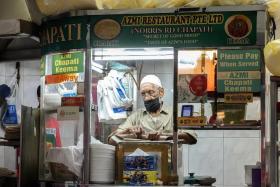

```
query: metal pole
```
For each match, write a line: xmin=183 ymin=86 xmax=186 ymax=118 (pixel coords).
xmin=269 ymin=79 xmax=278 ymax=187
xmin=172 ymin=48 xmax=178 ymax=177
xmin=260 ymin=48 xmax=266 ymax=187
xmin=83 ymin=24 xmax=92 ymax=185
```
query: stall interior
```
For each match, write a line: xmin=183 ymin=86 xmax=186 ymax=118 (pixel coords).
xmin=39 ymin=47 xmax=262 ymax=184
xmin=91 ymin=47 xmax=175 ymax=185
xmin=91 ymin=47 xmax=174 ymax=141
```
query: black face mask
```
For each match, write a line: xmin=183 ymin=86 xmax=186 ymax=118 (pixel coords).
xmin=144 ymin=97 xmax=161 ymax=113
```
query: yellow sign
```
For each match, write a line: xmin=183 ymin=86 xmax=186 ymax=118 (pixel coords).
xmin=177 ymin=116 xmax=206 ymax=126
xmin=217 ymin=71 xmax=260 ymax=79
xmin=224 ymin=93 xmax=253 ymax=103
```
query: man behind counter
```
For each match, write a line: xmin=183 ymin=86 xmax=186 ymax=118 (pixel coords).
xmin=108 ymin=75 xmax=197 ymax=146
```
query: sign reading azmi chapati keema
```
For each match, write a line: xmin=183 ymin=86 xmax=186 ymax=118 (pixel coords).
xmin=217 ymin=49 xmax=261 ymax=93
xmin=52 ymin=51 xmax=84 ymax=75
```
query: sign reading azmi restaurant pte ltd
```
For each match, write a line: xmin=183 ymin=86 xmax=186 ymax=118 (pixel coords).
xmin=217 ymin=49 xmax=261 ymax=93
xmin=90 ymin=12 xmax=256 ymax=48
xmin=40 ymin=11 xmax=257 ymax=54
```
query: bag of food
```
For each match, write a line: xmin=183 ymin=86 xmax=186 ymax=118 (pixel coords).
xmin=264 ymin=39 xmax=280 ymax=76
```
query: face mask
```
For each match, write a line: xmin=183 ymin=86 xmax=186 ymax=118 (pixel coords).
xmin=144 ymin=97 xmax=161 ymax=113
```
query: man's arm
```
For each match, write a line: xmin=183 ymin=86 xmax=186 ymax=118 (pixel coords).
xmin=178 ymin=132 xmax=197 ymax=144
xmin=163 ymin=130 xmax=197 ymax=144
xmin=108 ymin=112 xmax=142 ymax=145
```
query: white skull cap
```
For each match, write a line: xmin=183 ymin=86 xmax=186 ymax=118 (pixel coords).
xmin=140 ymin=75 xmax=162 ymax=88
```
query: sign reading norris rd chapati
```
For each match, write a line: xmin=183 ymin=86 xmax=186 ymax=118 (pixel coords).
xmin=52 ymin=51 xmax=84 ymax=75
xmin=217 ymin=49 xmax=261 ymax=93
xmin=90 ymin=11 xmax=256 ymax=48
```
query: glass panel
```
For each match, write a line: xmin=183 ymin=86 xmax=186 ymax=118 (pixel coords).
xmin=177 ymin=49 xmax=261 ymax=126
xmin=91 ymin=47 xmax=174 ymax=143
xmin=91 ymin=47 xmax=175 ymax=184
xmin=39 ymin=51 xmax=85 ymax=181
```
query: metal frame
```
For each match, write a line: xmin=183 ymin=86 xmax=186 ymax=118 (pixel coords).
xmin=83 ymin=24 xmax=92 ymax=184
xmin=269 ymin=76 xmax=280 ymax=187
xmin=38 ymin=5 xmax=268 ymax=185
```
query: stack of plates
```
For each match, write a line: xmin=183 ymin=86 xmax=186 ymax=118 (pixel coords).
xmin=90 ymin=143 xmax=115 ymax=183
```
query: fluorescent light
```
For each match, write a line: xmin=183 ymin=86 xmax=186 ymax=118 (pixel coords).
xmin=94 ymin=55 xmax=173 ymax=61
xmin=92 ymin=47 xmax=174 ymax=61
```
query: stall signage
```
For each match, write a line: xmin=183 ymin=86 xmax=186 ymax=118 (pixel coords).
xmin=189 ymin=75 xmax=207 ymax=96
xmin=224 ymin=93 xmax=253 ymax=103
xmin=61 ymin=96 xmax=84 ymax=107
xmin=217 ymin=71 xmax=260 ymax=79
xmin=40 ymin=17 xmax=87 ymax=55
xmin=57 ymin=106 xmax=79 ymax=121
xmin=90 ymin=11 xmax=256 ymax=48
xmin=217 ymin=73 xmax=260 ymax=92
xmin=45 ymin=74 xmax=79 ymax=84
xmin=217 ymin=49 xmax=261 ymax=71
xmin=77 ymin=82 xmax=84 ymax=95
xmin=178 ymin=74 xmax=207 ymax=103
xmin=177 ymin=116 xmax=206 ymax=126
xmin=217 ymin=49 xmax=261 ymax=93
xmin=52 ymin=51 xmax=84 ymax=75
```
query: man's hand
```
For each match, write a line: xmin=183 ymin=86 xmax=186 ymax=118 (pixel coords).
xmin=146 ymin=131 xmax=161 ymax=141
xmin=178 ymin=132 xmax=197 ymax=144
xmin=131 ymin=126 xmax=143 ymax=139
xmin=115 ymin=127 xmax=144 ymax=139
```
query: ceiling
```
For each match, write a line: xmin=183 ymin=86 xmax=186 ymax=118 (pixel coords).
xmin=0 ymin=0 xmax=43 ymax=61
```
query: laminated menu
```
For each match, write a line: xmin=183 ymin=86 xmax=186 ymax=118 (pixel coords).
xmin=122 ymin=148 xmax=158 ymax=185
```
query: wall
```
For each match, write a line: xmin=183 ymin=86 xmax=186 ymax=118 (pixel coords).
xmin=0 ymin=0 xmax=31 ymax=21
xmin=183 ymin=130 xmax=260 ymax=186
xmin=0 ymin=60 xmax=40 ymax=170
xmin=140 ymin=60 xmax=261 ymax=186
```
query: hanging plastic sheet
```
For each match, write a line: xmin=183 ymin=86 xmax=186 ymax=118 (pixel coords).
xmin=97 ymin=70 xmax=133 ymax=122
xmin=35 ymin=0 xmax=280 ymax=36
xmin=265 ymin=0 xmax=280 ymax=39
xmin=36 ymin=0 xmax=272 ymax=15
xmin=2 ymin=74 xmax=21 ymax=126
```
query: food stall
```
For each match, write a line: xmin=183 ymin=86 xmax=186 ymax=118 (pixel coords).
xmin=38 ymin=5 xmax=268 ymax=186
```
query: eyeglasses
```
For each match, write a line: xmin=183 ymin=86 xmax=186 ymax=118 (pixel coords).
xmin=140 ymin=89 xmax=158 ymax=98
